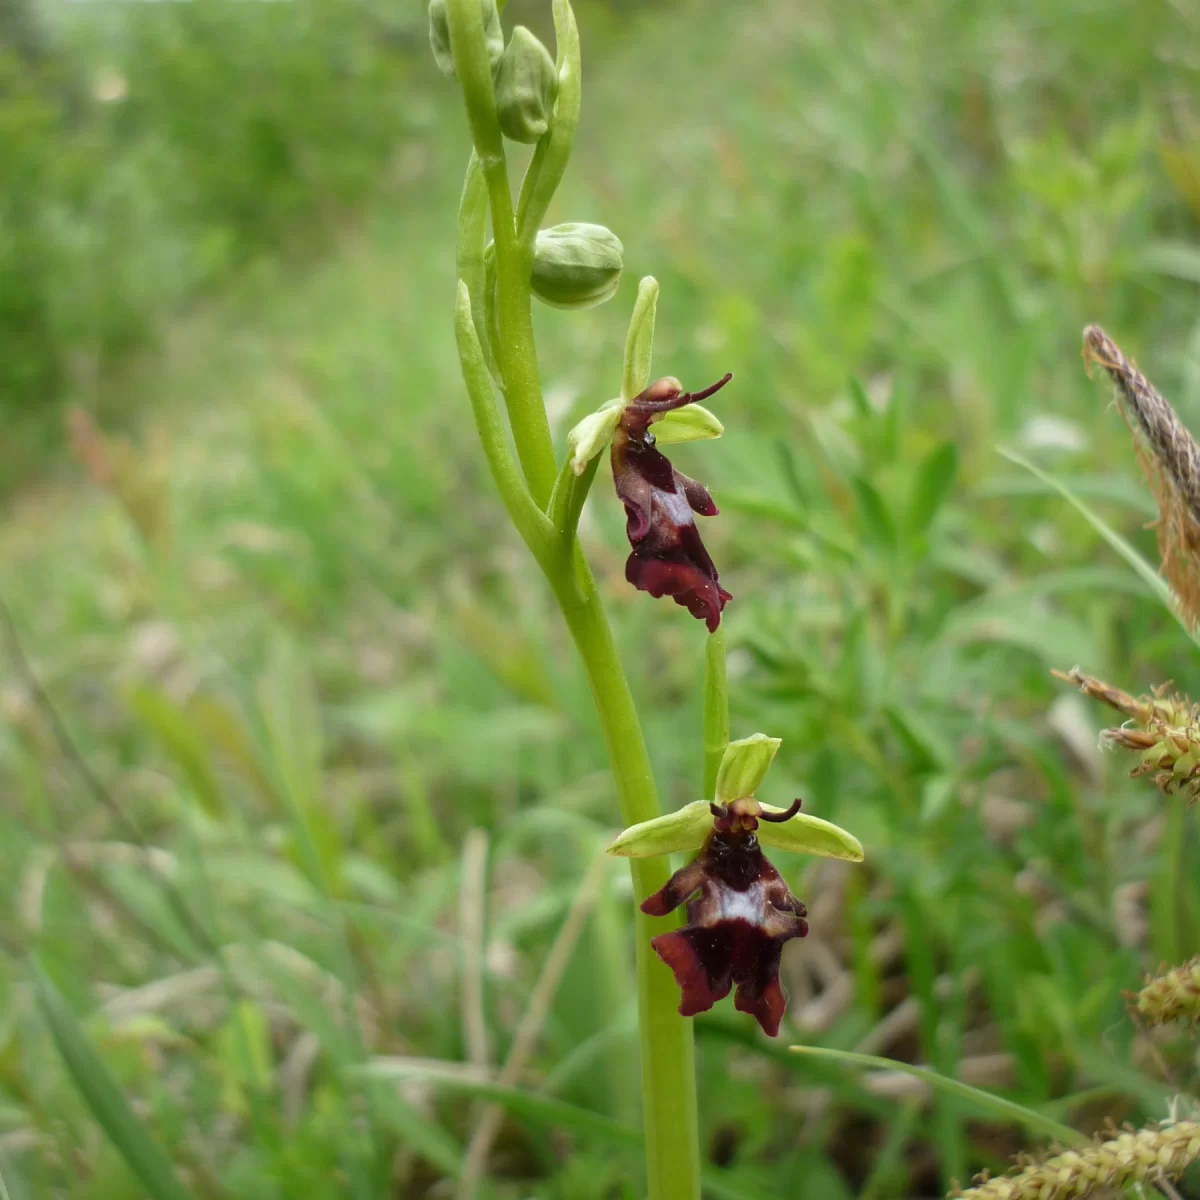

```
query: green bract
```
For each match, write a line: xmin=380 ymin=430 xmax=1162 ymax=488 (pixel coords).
xmin=606 ymin=799 xmax=864 ymax=862
xmin=429 ymin=0 xmax=504 ymax=80
xmin=496 ymin=26 xmax=559 ymax=143
xmin=531 ymin=223 xmax=624 ymax=310
xmin=715 ymin=733 xmax=780 ymax=805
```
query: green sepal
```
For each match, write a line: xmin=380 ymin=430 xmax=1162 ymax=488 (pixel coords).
xmin=714 ymin=733 xmax=781 ymax=804
xmin=652 ymin=403 xmax=724 ymax=445
xmin=606 ymin=799 xmax=865 ymax=863
xmin=757 ymin=806 xmax=864 ymax=861
xmin=621 ymin=276 xmax=659 ymax=400
xmin=606 ymin=801 xmax=713 ymax=858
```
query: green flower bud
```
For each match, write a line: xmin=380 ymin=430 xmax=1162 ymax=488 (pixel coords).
xmin=495 ymin=26 xmax=558 ymax=144
xmin=715 ymin=733 xmax=781 ymax=806
xmin=429 ymin=0 xmax=504 ymax=80
xmin=531 ymin=223 xmax=624 ymax=310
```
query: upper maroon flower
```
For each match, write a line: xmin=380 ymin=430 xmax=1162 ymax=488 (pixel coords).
xmin=641 ymin=797 xmax=809 ymax=1037
xmin=610 ymin=374 xmax=733 ymax=631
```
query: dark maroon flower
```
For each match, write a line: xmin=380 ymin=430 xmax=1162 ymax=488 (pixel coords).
xmin=641 ymin=797 xmax=808 ymax=1037
xmin=611 ymin=374 xmax=733 ymax=631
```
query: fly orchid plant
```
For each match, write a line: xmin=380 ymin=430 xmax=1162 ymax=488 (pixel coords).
xmin=432 ymin=1 xmax=864 ymax=1194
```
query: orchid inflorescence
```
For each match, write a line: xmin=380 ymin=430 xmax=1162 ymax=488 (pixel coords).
xmin=432 ymin=0 xmax=866 ymax=1189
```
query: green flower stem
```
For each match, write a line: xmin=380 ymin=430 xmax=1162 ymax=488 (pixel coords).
xmin=702 ymin=627 xmax=728 ymax=800
xmin=446 ymin=1 xmax=701 ymax=1194
xmin=551 ymin=570 xmax=700 ymax=1200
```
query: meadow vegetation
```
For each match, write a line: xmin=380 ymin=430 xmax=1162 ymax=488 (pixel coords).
xmin=3 ymin=0 xmax=1200 ymax=1195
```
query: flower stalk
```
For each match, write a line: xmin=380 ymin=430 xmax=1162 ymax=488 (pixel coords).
xmin=703 ymin=628 xmax=728 ymax=800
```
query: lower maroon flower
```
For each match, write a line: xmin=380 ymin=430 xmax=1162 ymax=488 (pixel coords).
xmin=611 ymin=374 xmax=732 ymax=631
xmin=640 ymin=797 xmax=808 ymax=1036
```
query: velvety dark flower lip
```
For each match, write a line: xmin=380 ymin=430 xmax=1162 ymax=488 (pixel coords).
xmin=640 ymin=797 xmax=809 ymax=1037
xmin=611 ymin=374 xmax=733 ymax=632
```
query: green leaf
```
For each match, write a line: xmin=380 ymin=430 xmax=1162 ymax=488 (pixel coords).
xmin=998 ymin=448 xmax=1200 ymax=648
xmin=788 ymin=1046 xmax=1086 ymax=1148
xmin=714 ymin=733 xmax=781 ymax=804
xmin=756 ymin=808 xmax=864 ymax=861
xmin=456 ymin=154 xmax=493 ymax=373
xmin=621 ymin=276 xmax=659 ymax=401
xmin=852 ymin=477 xmax=897 ymax=551
xmin=906 ymin=441 xmax=958 ymax=537
xmin=847 ymin=376 xmax=873 ymax=421
xmin=31 ymin=959 xmax=192 ymax=1200
xmin=127 ymin=686 xmax=225 ymax=818
xmin=1141 ymin=238 xmax=1200 ymax=285
xmin=653 ymin=403 xmax=723 ymax=445
xmin=606 ymin=801 xmax=710 ymax=858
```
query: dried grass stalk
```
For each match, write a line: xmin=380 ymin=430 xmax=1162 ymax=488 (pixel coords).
xmin=1083 ymin=324 xmax=1200 ymax=628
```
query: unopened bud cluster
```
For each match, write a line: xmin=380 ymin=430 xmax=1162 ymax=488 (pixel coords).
xmin=431 ymin=1 xmax=626 ymax=312
xmin=1136 ymin=956 xmax=1200 ymax=1026
xmin=953 ymin=1121 xmax=1200 ymax=1199
xmin=1054 ymin=667 xmax=1200 ymax=803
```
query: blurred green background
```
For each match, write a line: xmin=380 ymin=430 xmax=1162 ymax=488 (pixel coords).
xmin=3 ymin=0 xmax=1200 ymax=1195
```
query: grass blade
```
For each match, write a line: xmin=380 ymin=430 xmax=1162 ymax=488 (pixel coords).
xmin=359 ymin=1062 xmax=641 ymax=1147
xmin=31 ymin=959 xmax=191 ymax=1200
xmin=788 ymin=1046 xmax=1087 ymax=1148
xmin=997 ymin=447 xmax=1200 ymax=648
xmin=126 ymin=685 xmax=225 ymax=819
xmin=907 ymin=440 xmax=959 ymax=538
